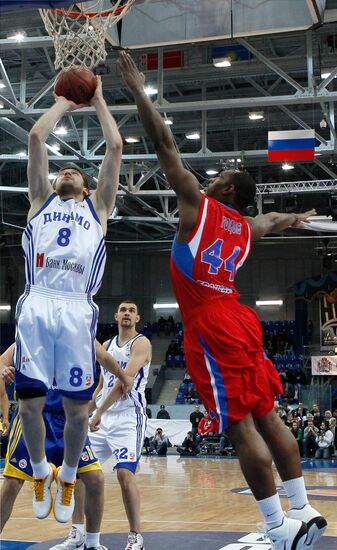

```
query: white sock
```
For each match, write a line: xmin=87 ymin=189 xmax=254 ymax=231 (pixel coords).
xmin=256 ymin=493 xmax=285 ymax=530
xmin=283 ymin=477 xmax=309 ymax=510
xmin=59 ymin=462 xmax=77 ymax=483
xmin=85 ymin=532 xmax=100 ymax=548
xmin=73 ymin=524 xmax=85 ymax=536
xmin=31 ymin=458 xmax=50 ymax=478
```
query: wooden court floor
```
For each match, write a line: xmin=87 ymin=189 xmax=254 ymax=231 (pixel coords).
xmin=1 ymin=456 xmax=337 ymax=543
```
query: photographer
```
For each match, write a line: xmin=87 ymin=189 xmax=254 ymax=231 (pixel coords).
xmin=303 ymin=419 xmax=318 ymax=458
xmin=149 ymin=427 xmax=169 ymax=456
xmin=315 ymin=421 xmax=334 ymax=459
xmin=177 ymin=431 xmax=199 ymax=456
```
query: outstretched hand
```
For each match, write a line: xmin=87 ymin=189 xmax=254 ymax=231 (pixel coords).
xmin=119 ymin=51 xmax=145 ymax=92
xmin=292 ymin=209 xmax=317 ymax=227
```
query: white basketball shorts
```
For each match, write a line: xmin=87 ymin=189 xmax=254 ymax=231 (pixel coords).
xmin=15 ymin=284 xmax=98 ymax=399
xmin=89 ymin=407 xmax=147 ymax=473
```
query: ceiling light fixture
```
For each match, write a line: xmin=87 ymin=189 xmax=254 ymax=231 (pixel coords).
xmin=185 ymin=131 xmax=200 ymax=140
xmin=282 ymin=162 xmax=294 ymax=170
xmin=54 ymin=126 xmax=67 ymax=136
xmin=248 ymin=111 xmax=264 ymax=121
xmin=125 ymin=136 xmax=140 ymax=144
xmin=0 ymin=82 xmax=6 ymax=89
xmin=144 ymin=85 xmax=158 ymax=96
xmin=0 ymin=305 xmax=11 ymax=311
xmin=164 ymin=116 xmax=173 ymax=125
xmin=153 ymin=302 xmax=179 ymax=310
xmin=256 ymin=300 xmax=283 ymax=306
xmin=8 ymin=31 xmax=26 ymax=42
xmin=213 ymin=57 xmax=231 ymax=68
xmin=206 ymin=169 xmax=218 ymax=175
xmin=0 ymin=102 xmax=4 ymax=109
xmin=48 ymin=173 xmax=57 ymax=180
xmin=16 ymin=151 xmax=27 ymax=157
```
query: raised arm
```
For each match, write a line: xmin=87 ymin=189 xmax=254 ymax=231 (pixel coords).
xmin=90 ymin=336 xmax=151 ymax=430
xmin=246 ymin=209 xmax=317 ymax=240
xmin=28 ymin=96 xmax=87 ymax=219
xmin=90 ymin=77 xmax=123 ymax=232
xmin=119 ymin=51 xmax=201 ymax=236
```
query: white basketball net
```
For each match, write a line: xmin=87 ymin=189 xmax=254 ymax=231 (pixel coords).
xmin=39 ymin=1 xmax=135 ymax=70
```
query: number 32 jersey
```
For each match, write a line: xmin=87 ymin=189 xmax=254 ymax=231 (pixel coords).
xmin=22 ymin=193 xmax=106 ymax=295
xmin=170 ymin=194 xmax=252 ymax=322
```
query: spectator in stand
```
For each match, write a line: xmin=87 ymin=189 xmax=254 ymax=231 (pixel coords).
xmin=294 ymin=402 xmax=307 ymax=424
xmin=315 ymin=421 xmax=334 ymax=459
xmin=303 ymin=419 xmax=319 ymax=458
xmin=183 ymin=370 xmax=192 ymax=384
xmin=311 ymin=404 xmax=324 ymax=428
xmin=176 ymin=431 xmax=199 ymax=456
xmin=290 ymin=420 xmax=303 ymax=456
xmin=279 ymin=368 xmax=289 ymax=394
xmin=196 ymin=411 xmax=217 ymax=443
xmin=189 ymin=405 xmax=204 ymax=435
xmin=158 ymin=316 xmax=167 ymax=336
xmin=324 ymin=410 xmax=332 ymax=424
xmin=166 ymin=340 xmax=179 ymax=359
xmin=166 ymin=315 xmax=175 ymax=336
xmin=146 ymin=406 xmax=152 ymax=419
xmin=149 ymin=428 xmax=169 ymax=456
xmin=285 ymin=411 xmax=295 ymax=428
xmin=156 ymin=404 xmax=170 ymax=419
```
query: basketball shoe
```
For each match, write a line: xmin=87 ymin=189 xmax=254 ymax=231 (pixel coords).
xmin=125 ymin=532 xmax=145 ymax=550
xmin=49 ymin=526 xmax=85 ymax=550
xmin=32 ymin=462 xmax=56 ymax=519
xmin=53 ymin=466 xmax=76 ymax=523
xmin=287 ymin=504 xmax=327 ymax=549
xmin=84 ymin=545 xmax=107 ymax=550
xmin=266 ymin=516 xmax=308 ymax=549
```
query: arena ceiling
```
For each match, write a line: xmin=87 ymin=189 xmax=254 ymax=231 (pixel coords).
xmin=0 ymin=0 xmax=336 ymax=248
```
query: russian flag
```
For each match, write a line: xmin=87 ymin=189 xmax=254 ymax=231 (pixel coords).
xmin=268 ymin=129 xmax=315 ymax=162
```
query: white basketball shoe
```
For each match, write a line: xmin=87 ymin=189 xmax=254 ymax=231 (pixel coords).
xmin=266 ymin=516 xmax=308 ymax=550
xmin=125 ymin=532 xmax=145 ymax=550
xmin=49 ymin=526 xmax=85 ymax=550
xmin=288 ymin=504 xmax=327 ymax=549
xmin=33 ymin=462 xmax=56 ymax=519
xmin=53 ymin=467 xmax=76 ymax=523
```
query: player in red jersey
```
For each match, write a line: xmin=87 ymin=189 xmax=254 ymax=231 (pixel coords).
xmin=119 ymin=51 xmax=327 ymax=550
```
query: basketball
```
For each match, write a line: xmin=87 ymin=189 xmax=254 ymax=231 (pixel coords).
xmin=54 ymin=66 xmax=97 ymax=104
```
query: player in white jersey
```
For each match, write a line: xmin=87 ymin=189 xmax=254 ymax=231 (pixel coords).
xmin=54 ymin=300 xmax=151 ymax=550
xmin=14 ymin=77 xmax=133 ymax=529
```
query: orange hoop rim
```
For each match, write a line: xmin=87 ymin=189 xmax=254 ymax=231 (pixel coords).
xmin=50 ymin=4 xmax=126 ymax=18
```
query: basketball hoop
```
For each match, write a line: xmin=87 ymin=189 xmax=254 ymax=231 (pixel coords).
xmin=39 ymin=1 xmax=135 ymax=70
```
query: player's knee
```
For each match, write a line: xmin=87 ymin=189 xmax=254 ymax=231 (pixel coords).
xmin=80 ymin=470 xmax=104 ymax=494
xmin=2 ymin=476 xmax=24 ymax=496
xmin=117 ymin=467 xmax=134 ymax=488
xmin=19 ymin=398 xmax=44 ymax=420
xmin=64 ymin=403 xmax=89 ymax=429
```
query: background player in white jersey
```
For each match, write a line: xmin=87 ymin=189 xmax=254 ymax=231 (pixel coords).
xmin=14 ymin=77 xmax=132 ymax=524
xmin=55 ymin=300 xmax=151 ymax=550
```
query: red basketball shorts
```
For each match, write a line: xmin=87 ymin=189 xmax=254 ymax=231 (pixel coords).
xmin=183 ymin=300 xmax=283 ymax=432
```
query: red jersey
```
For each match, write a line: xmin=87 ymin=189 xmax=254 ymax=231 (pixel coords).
xmin=170 ymin=194 xmax=252 ymax=323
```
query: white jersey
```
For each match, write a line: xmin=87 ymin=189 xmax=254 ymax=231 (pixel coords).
xmin=99 ymin=333 xmax=150 ymax=413
xmin=22 ymin=193 xmax=106 ymax=295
